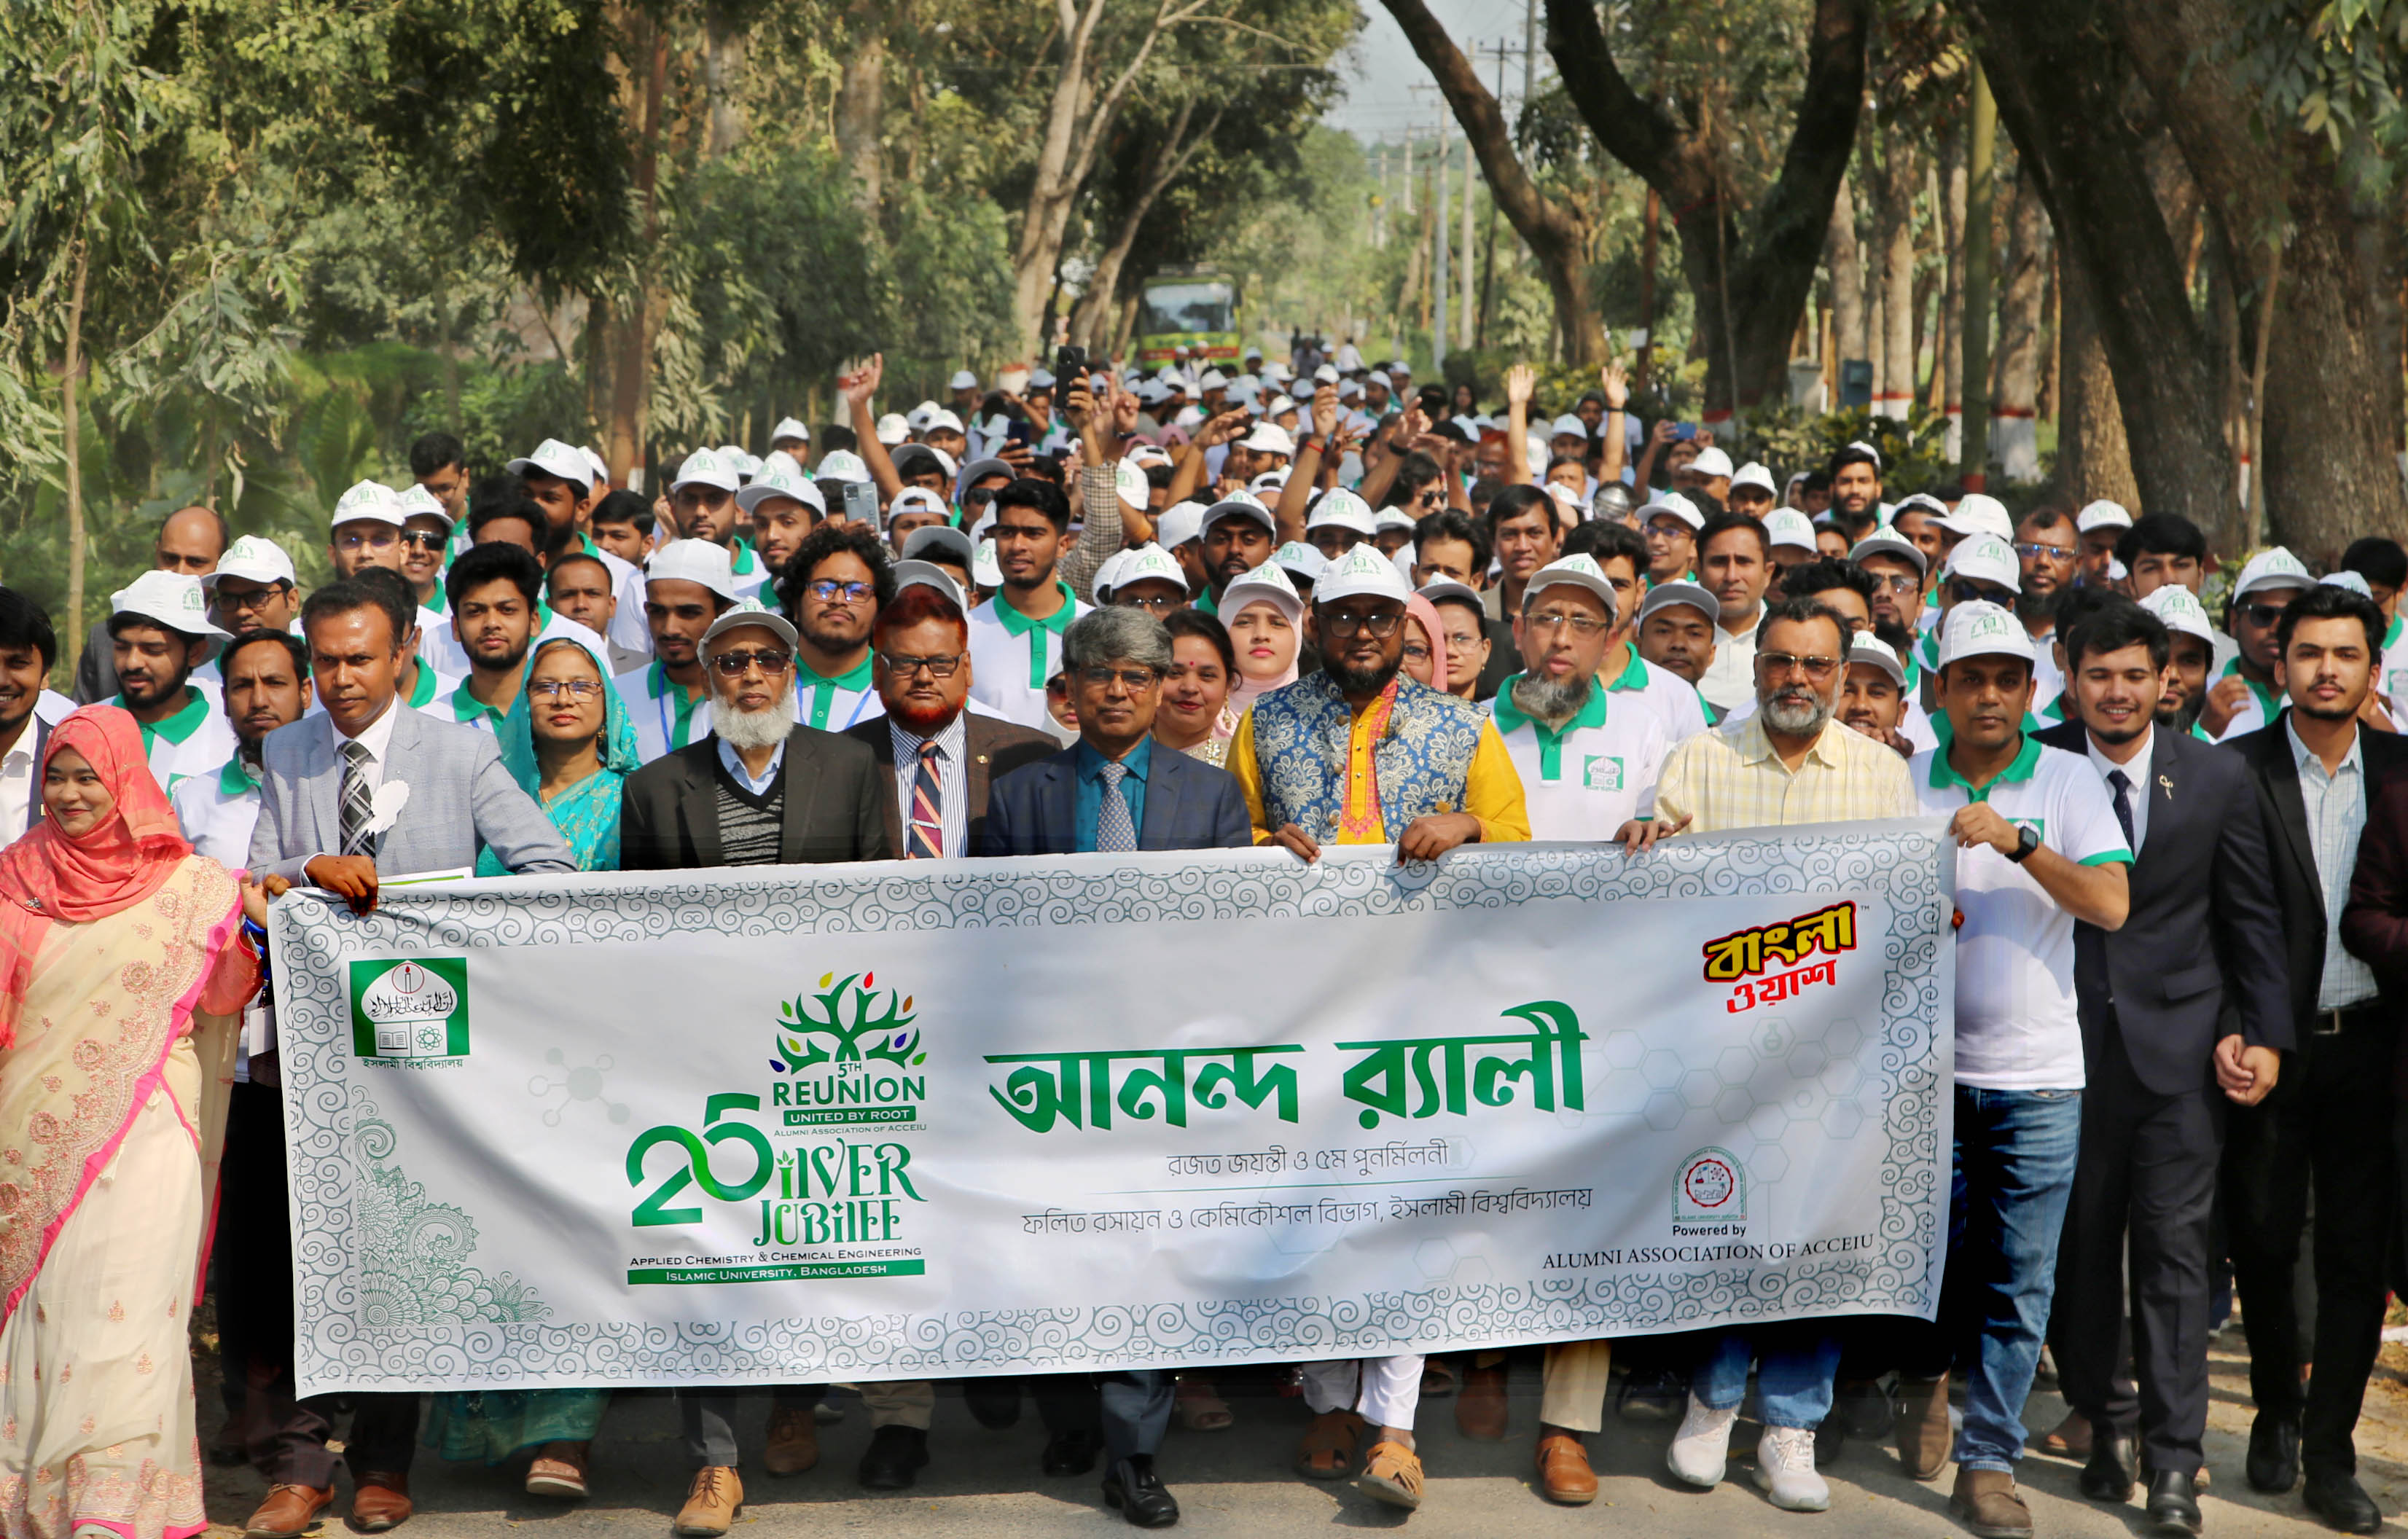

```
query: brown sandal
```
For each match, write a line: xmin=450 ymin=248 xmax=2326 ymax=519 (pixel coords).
xmin=1175 ymin=1377 xmax=1235 ymax=1432
xmin=1358 ymin=1439 xmax=1426 ymax=1509
xmin=1297 ymin=1409 xmax=1366 ymax=1479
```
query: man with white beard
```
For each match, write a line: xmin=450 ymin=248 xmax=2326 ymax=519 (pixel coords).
xmin=616 ymin=600 xmax=891 ymax=1536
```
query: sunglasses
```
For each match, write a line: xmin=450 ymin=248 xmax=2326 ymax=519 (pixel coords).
xmin=709 ymin=648 xmax=793 ymax=675
xmin=2238 ymin=600 xmax=2294 ymax=629
xmin=399 ymin=530 xmax=447 ymax=550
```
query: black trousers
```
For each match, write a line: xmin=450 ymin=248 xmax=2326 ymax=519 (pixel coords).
xmin=2221 ymin=1014 xmax=2397 ymax=1479
xmin=219 ymin=1079 xmax=420 ymax=1487
xmin=2053 ymin=1020 xmax=2222 ymax=1475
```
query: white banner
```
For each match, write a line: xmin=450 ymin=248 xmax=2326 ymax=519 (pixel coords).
xmin=271 ymin=823 xmax=1955 ymax=1395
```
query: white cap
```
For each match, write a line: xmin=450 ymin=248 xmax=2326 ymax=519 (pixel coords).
xmin=1114 ymin=455 xmax=1152 ymax=512
xmin=507 ymin=437 xmax=595 ymax=489
xmin=1306 ymin=487 xmax=1377 ymax=536
xmin=1092 ymin=549 xmax=1130 ymax=598
xmin=901 ymin=525 xmax=976 ymax=570
xmin=1936 ymin=600 xmax=2036 ymax=667
xmin=1198 ymin=368 xmax=1230 ymax=391
xmin=112 ymin=570 xmax=229 ymax=638
xmin=671 ymin=447 xmax=741 ymax=493
xmin=1026 ymin=368 xmax=1057 ymax=391
xmin=332 ymin=479 xmax=408 ymax=528
xmin=737 ymin=455 xmax=822 ymax=514
xmin=1844 ymin=438 xmax=1883 ymax=469
xmin=1547 ymin=414 xmax=1587 ymax=439
xmin=394 ymin=484 xmax=453 ymax=530
xmin=1113 ymin=543 xmax=1189 ymax=595
xmin=815 ymin=449 xmax=870 ymax=484
xmin=1248 ymin=469 xmax=1291 ymax=496
xmin=1848 ymin=633 xmax=1907 ymax=686
xmin=923 ymin=408 xmax=965 ymax=436
xmin=1156 ymin=501 xmax=1209 ymax=548
xmin=1943 ymin=533 xmax=2022 ymax=592
xmin=584 ymin=447 xmax=610 ymax=487
xmin=770 ymin=416 xmax=811 ymax=444
xmin=1275 ymin=541 xmax=1329 ymax=583
xmin=1763 ymin=509 xmax=1817 ymax=552
xmin=1731 ymin=461 xmax=1778 ymax=495
xmin=1138 ymin=380 xmax=1170 ymax=405
xmin=1374 ymin=507 xmax=1418 ymax=533
xmin=875 ymin=413 xmax=910 ymax=447
xmin=1637 ymin=491 xmax=1705 ymax=531
xmin=700 ymin=597 xmax=798 ymax=651
xmin=1888 ymin=491 xmax=1950 ymax=522
xmin=886 ymin=487 xmax=950 ymax=523
xmin=1261 ymin=362 xmax=1292 ymax=385
xmin=1689 ymin=446 xmax=1735 ymax=479
xmin=1522 ymin=553 xmax=1620 ymax=621
xmin=203 ymin=534 xmax=297 ymax=590
xmin=1936 ymin=491 xmax=2015 ymax=542
xmin=906 ymin=402 xmax=940 ymax=430
xmin=1848 ymin=532 xmax=1928 ymax=576
xmin=1201 ymin=493 xmax=1276 ymax=537
xmin=1267 ymin=394 xmax=1299 ymax=418
xmin=1417 ymin=576 xmax=1483 ymax=611
xmin=973 ymin=539 xmax=1004 ymax=589
xmin=1155 ymin=364 xmax=1184 ymax=385
xmin=891 ymin=560 xmax=966 ymax=611
xmin=948 ymin=369 xmax=980 ymax=391
xmin=1314 ymin=542 xmax=1412 ymax=605
xmin=1339 ymin=380 xmax=1364 ymax=401
xmin=1125 ymin=445 xmax=1175 ymax=470
xmin=645 ymin=539 xmax=738 ymax=600
xmin=2140 ymin=582 xmax=2216 ymax=643
xmin=2232 ymin=546 xmax=2314 ymax=601
xmin=1243 ymin=422 xmax=1297 ymax=456
xmin=1219 ymin=559 xmax=1303 ymax=623
xmin=2075 ymin=498 xmax=2133 ymax=533
xmin=1638 ymin=579 xmax=1720 ymax=626
xmin=2323 ymin=570 xmax=2376 ymax=599
xmin=1313 ymin=363 xmax=1340 ymax=385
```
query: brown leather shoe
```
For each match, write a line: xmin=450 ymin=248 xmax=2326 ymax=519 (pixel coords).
xmin=673 ymin=1466 xmax=743 ymax=1537
xmin=348 ymin=1473 xmax=413 ymax=1534
xmin=762 ymin=1405 xmax=819 ymax=1476
xmin=2038 ymin=1409 xmax=2090 ymax=1459
xmin=243 ymin=1484 xmax=334 ymax=1538
xmin=1896 ymin=1373 xmax=1952 ymax=1481
xmin=1535 ymin=1432 xmax=1598 ymax=1505
xmin=1950 ymin=1468 xmax=2032 ymax=1538
xmin=1455 ymin=1363 xmax=1509 ymax=1441
xmin=525 ymin=1441 xmax=590 ymax=1500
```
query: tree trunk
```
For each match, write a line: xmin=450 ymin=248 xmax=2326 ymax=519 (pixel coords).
xmin=1543 ymin=0 xmax=1869 ymax=410
xmin=1068 ymin=101 xmax=1214 ymax=349
xmin=1993 ymin=168 xmax=2047 ymax=480
xmin=1383 ymin=0 xmax=1603 ymax=363
xmin=704 ymin=6 xmax=746 ymax=157
xmin=606 ymin=13 xmax=668 ymax=483
xmin=63 ymin=237 xmax=89 ymax=671
xmin=832 ymin=1 xmax=885 ymax=214
xmin=1937 ymin=130 xmax=1966 ymax=455
xmin=1825 ymin=168 xmax=1865 ymax=375
xmin=2055 ymin=262 xmax=2140 ymax=508
xmin=1872 ymin=144 xmax=1918 ymax=418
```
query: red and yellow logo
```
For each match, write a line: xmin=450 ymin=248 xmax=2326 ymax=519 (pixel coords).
xmin=1701 ymin=901 xmax=1858 ymax=984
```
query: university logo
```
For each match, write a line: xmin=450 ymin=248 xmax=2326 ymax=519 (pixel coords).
xmin=769 ymin=970 xmax=928 ymax=1127
xmin=1673 ymin=1146 xmax=1746 ymax=1226
xmin=350 ymin=958 xmax=470 ymax=1061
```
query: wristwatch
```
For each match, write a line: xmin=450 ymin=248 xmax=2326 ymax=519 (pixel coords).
xmin=2006 ymin=823 xmax=2041 ymax=864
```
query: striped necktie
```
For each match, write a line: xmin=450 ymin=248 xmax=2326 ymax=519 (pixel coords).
xmin=339 ymin=739 xmax=375 ymax=856
xmin=907 ymin=740 xmax=945 ymax=858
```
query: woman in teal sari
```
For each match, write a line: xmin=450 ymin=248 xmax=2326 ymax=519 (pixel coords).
xmin=433 ymin=635 xmax=638 ymax=1497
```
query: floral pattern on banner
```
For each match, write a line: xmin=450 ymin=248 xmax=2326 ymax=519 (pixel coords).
xmin=352 ymin=1114 xmax=550 ymax=1333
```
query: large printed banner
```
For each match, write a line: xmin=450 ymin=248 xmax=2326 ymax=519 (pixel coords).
xmin=273 ymin=822 xmax=1955 ymax=1395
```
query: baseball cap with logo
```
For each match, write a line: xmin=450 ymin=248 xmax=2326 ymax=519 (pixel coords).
xmin=506 ymin=438 xmax=595 ymax=490
xmin=1763 ymin=509 xmax=1818 ymax=553
xmin=332 ymin=479 xmax=408 ymax=529
xmin=394 ymin=484 xmax=454 ymax=530
xmin=1306 ymin=487 xmax=1378 ymax=536
xmin=1936 ymin=493 xmax=2016 ymax=543
xmin=644 ymin=539 xmax=738 ymax=600
xmin=112 ymin=571 xmax=230 ymax=639
xmin=2139 ymin=582 xmax=2216 ymax=643
xmin=2322 ymin=570 xmax=2375 ymax=599
xmin=700 ymin=596 xmax=798 ymax=651
xmin=1243 ymin=423 xmax=1297 ymax=457
xmin=815 ymin=449 xmax=870 ymax=484
xmin=202 ymin=534 xmax=297 ymax=590
xmin=1219 ymin=559 xmax=1303 ymax=624
xmin=1848 ymin=632 xmax=1907 ymax=686
xmin=901 ymin=525 xmax=976 ymax=571
xmin=1315 ymin=542 xmax=1413 ymax=605
xmin=1848 ymin=532 xmax=1928 ymax=576
xmin=947 ymin=369 xmax=980 ymax=391
xmin=1936 ymin=600 xmax=2036 ymax=667
xmin=1730 ymin=461 xmax=1778 ymax=496
xmin=1114 ymin=544 xmax=1190 ymax=595
xmin=1275 ymin=541 xmax=1329 ymax=585
xmin=2231 ymin=546 xmax=2314 ymax=601
xmin=769 ymin=416 xmax=811 ymax=445
xmin=671 ymin=448 xmax=741 ymax=494
xmin=890 ymin=560 xmax=966 ymax=611
xmin=1944 ymin=534 xmax=2022 ymax=593
xmin=886 ymin=487 xmax=950 ymax=525
xmin=737 ymin=455 xmax=824 ymax=515
xmin=1522 ymin=553 xmax=1620 ymax=622
xmin=1638 ymin=579 xmax=1720 ymax=627
xmin=973 ymin=539 xmax=1004 ymax=590
xmin=1637 ymin=491 xmax=1706 ymax=532
xmin=1155 ymin=501 xmax=1210 ymax=549
xmin=1689 ymin=447 xmax=1735 ymax=479
xmin=2075 ymin=499 xmax=2133 ymax=534
xmin=1200 ymin=494 xmax=1276 ymax=538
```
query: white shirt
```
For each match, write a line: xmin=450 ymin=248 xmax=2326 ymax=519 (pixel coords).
xmin=173 ymin=754 xmax=265 ymax=869
xmin=2082 ymin=724 xmax=2152 ymax=854
xmin=887 ymin=712 xmax=972 ymax=858
xmin=1912 ymin=737 xmax=2133 ymax=1089
xmin=0 ymin=727 xmax=36 ymax=847
xmin=1600 ymin=650 xmax=1712 ymax=745
xmin=127 ymin=683 xmax=238 ymax=797
xmin=1697 ymin=606 xmax=1763 ymax=714
xmin=967 ymin=586 xmax=1091 ymax=731
xmin=716 ymin=733 xmax=786 ymax=796
xmin=1488 ymin=681 xmax=1668 ymax=840
xmin=617 ymin=662 xmax=713 ymax=764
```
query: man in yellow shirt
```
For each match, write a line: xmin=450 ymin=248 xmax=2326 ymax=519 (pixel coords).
xmin=1225 ymin=543 xmax=1527 ymax=1513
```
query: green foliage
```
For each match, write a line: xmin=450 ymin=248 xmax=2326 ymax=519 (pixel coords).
xmin=2230 ymin=0 xmax=2408 ymax=197
xmin=1737 ymin=404 xmax=1956 ymax=494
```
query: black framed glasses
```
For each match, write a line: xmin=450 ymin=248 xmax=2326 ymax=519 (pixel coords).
xmin=709 ymin=648 xmax=794 ymax=675
xmin=881 ymin=653 xmax=963 ymax=678
xmin=806 ymin=579 xmax=876 ymax=605
xmin=1320 ymin=611 xmax=1404 ymax=639
xmin=399 ymin=530 xmax=447 ymax=550
xmin=1526 ymin=611 xmax=1610 ymax=637
xmin=529 ymin=678 xmax=606 ymax=700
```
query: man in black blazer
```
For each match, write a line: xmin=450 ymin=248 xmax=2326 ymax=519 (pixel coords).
xmin=2219 ymin=582 xmax=2408 ymax=1534
xmin=2036 ymin=599 xmax=2290 ymax=1532
xmin=616 ymin=605 xmax=891 ymax=1538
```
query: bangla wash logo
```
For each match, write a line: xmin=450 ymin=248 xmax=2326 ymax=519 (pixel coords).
xmin=768 ymin=970 xmax=927 ymax=1127
xmin=1673 ymin=1146 xmax=1747 ymax=1233
xmin=349 ymin=958 xmax=470 ymax=1062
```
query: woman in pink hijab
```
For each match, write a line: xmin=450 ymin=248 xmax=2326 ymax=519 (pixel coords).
xmin=1401 ymin=592 xmax=1447 ymax=691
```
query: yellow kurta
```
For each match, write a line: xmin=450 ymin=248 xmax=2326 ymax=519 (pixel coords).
xmin=1228 ymin=705 xmax=1531 ymax=847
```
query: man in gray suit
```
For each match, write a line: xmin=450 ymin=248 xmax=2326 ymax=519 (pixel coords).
xmin=235 ymin=574 xmax=572 ymax=1539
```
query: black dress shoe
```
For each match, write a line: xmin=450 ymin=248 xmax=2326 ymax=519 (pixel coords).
xmin=1043 ymin=1428 xmax=1103 ymax=1476
xmin=856 ymin=1425 xmax=929 ymax=1490
xmin=2246 ymin=1411 xmax=2301 ymax=1493
xmin=963 ymin=1379 xmax=1023 ymax=1430
xmin=1101 ymin=1455 xmax=1181 ymax=1529
xmin=1835 ymin=1378 xmax=1894 ymax=1439
xmin=2144 ymin=1469 xmax=2202 ymax=1535
xmin=2305 ymin=1471 xmax=2383 ymax=1534
xmin=2080 ymin=1431 xmax=2136 ymax=1503
xmin=1616 ymin=1366 xmax=1686 ymax=1422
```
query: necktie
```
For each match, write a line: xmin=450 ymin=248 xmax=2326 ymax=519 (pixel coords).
xmin=2106 ymin=768 xmax=2135 ymax=853
xmin=908 ymin=740 xmax=945 ymax=859
xmin=1096 ymin=761 xmax=1137 ymax=853
xmin=339 ymin=739 xmax=376 ymax=857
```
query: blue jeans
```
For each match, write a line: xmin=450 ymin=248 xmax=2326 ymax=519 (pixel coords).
xmin=1692 ymin=1323 xmax=1842 ymax=1430
xmin=1907 ymin=1085 xmax=2084 ymax=1472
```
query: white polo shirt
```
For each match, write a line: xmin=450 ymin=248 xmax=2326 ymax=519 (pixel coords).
xmin=1488 ymin=676 xmax=1668 ymax=839
xmin=173 ymin=754 xmax=265 ymax=869
xmin=617 ymin=660 xmax=714 ymax=764
xmin=2210 ymin=657 xmax=2283 ymax=743
xmin=1912 ymin=735 xmax=2133 ymax=1090
xmin=797 ymin=653 xmax=886 ymax=733
xmin=1599 ymin=649 xmax=1712 ymax=745
xmin=120 ymin=684 xmax=238 ymax=796
xmin=968 ymin=581 xmax=1090 ymax=731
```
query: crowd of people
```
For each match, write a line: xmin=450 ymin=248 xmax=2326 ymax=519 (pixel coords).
xmin=4 ymin=342 xmax=2407 ymax=1539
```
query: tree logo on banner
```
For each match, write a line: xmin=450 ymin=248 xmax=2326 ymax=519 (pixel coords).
xmin=768 ymin=971 xmax=929 ymax=1129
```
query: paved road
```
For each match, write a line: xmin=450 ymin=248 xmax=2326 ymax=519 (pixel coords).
xmin=197 ymin=1331 xmax=2408 ymax=1536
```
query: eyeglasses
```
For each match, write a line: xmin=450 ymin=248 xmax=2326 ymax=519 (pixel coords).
xmin=334 ymin=528 xmax=399 ymax=550
xmin=963 ymin=487 xmax=998 ymax=509
xmin=1758 ymin=651 xmax=1841 ymax=680
xmin=1950 ymin=581 xmax=2016 ymax=606
xmin=2014 ymin=542 xmax=2076 ymax=564
xmin=806 ymin=579 xmax=876 ymax=606
xmin=1320 ymin=611 xmax=1404 ymax=639
xmin=399 ymin=530 xmax=447 ymax=550
xmin=216 ymin=585 xmax=289 ymax=612
xmin=1526 ymin=611 xmax=1610 ymax=637
xmin=1869 ymin=571 xmax=1921 ymax=595
xmin=710 ymin=648 xmax=794 ymax=675
xmin=881 ymin=652 xmax=962 ymax=678
xmin=529 ymin=678 xmax=606 ymax=700
xmin=1412 ymin=488 xmax=1444 ymax=508
xmin=2239 ymin=600 xmax=2294 ymax=629
xmin=1076 ymin=665 xmax=1160 ymax=689
xmin=1117 ymin=592 xmax=1182 ymax=613
xmin=1646 ymin=521 xmax=1692 ymax=541
xmin=1402 ymin=641 xmax=1433 ymax=664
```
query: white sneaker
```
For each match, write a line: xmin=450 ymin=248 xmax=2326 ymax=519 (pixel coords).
xmin=1667 ymin=1395 xmax=1739 ymax=1487
xmin=1754 ymin=1424 xmax=1832 ymax=1512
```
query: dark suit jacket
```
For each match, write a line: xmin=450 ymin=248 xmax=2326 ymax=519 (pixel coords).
xmin=979 ymin=742 xmax=1253 ymax=855
xmin=620 ymin=725 xmax=893 ymax=869
xmin=2224 ymin=711 xmax=2408 ymax=1036
xmin=843 ymin=709 xmax=1058 ymax=858
xmin=2036 ymin=719 xmax=2291 ymax=1092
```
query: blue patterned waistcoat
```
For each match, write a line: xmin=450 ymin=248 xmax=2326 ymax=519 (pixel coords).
xmin=1248 ymin=671 xmax=1487 ymax=840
